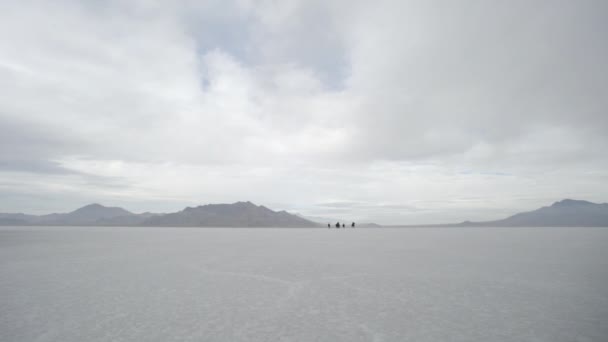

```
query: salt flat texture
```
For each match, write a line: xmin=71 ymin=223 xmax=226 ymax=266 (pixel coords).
xmin=1 ymin=227 xmax=607 ymax=342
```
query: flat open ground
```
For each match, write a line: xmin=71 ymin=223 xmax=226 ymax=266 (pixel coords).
xmin=1 ymin=227 xmax=607 ymax=341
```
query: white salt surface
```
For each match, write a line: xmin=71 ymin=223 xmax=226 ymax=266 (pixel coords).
xmin=1 ymin=227 xmax=607 ymax=341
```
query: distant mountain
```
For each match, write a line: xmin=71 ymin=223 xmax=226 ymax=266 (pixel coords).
xmin=0 ymin=202 xmax=318 ymax=227
xmin=54 ymin=203 xmax=134 ymax=224
xmin=358 ymin=223 xmax=383 ymax=228
xmin=0 ymin=203 xmax=148 ymax=226
xmin=3 ymin=199 xmax=605 ymax=227
xmin=461 ymin=199 xmax=608 ymax=227
xmin=0 ymin=213 xmax=37 ymax=225
xmin=144 ymin=201 xmax=319 ymax=227
xmin=91 ymin=212 xmax=160 ymax=226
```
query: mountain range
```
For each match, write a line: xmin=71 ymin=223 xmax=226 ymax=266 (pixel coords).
xmin=388 ymin=199 xmax=608 ymax=227
xmin=144 ymin=202 xmax=316 ymax=227
xmin=0 ymin=202 xmax=318 ymax=227
xmin=457 ymin=199 xmax=608 ymax=227
xmin=0 ymin=199 xmax=606 ymax=227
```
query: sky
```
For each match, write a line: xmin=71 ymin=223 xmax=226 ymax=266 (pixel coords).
xmin=0 ymin=0 xmax=607 ymax=224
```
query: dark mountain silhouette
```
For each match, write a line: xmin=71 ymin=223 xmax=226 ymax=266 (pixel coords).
xmin=144 ymin=201 xmax=318 ymax=227
xmin=458 ymin=199 xmax=608 ymax=227
xmin=0 ymin=202 xmax=318 ymax=227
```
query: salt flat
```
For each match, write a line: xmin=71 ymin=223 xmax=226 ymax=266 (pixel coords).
xmin=1 ymin=227 xmax=607 ymax=342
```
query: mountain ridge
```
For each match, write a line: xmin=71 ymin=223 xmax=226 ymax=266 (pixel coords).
xmin=0 ymin=202 xmax=319 ymax=227
xmin=144 ymin=201 xmax=317 ymax=227
xmin=1 ymin=199 xmax=606 ymax=227
xmin=474 ymin=199 xmax=608 ymax=227
xmin=436 ymin=199 xmax=608 ymax=227
xmin=387 ymin=199 xmax=608 ymax=227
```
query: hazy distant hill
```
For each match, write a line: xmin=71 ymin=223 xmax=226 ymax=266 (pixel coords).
xmin=52 ymin=203 xmax=134 ymax=225
xmin=0 ymin=204 xmax=148 ymax=226
xmin=461 ymin=199 xmax=608 ymax=227
xmin=144 ymin=201 xmax=318 ymax=227
xmin=2 ymin=199 xmax=606 ymax=227
xmin=0 ymin=202 xmax=318 ymax=227
xmin=0 ymin=213 xmax=37 ymax=225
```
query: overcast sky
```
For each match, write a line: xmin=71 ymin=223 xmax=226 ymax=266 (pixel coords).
xmin=1 ymin=0 xmax=607 ymax=224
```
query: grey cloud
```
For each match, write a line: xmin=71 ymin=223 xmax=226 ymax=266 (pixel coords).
xmin=0 ymin=117 xmax=86 ymax=172
xmin=336 ymin=0 xmax=608 ymax=163
xmin=0 ymin=160 xmax=74 ymax=175
xmin=247 ymin=1 xmax=349 ymax=89
xmin=0 ymin=0 xmax=606 ymax=223
xmin=316 ymin=201 xmax=420 ymax=211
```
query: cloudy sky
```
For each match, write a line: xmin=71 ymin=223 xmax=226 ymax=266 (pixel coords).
xmin=0 ymin=0 xmax=607 ymax=224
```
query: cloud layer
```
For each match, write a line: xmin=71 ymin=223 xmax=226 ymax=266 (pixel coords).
xmin=1 ymin=0 xmax=607 ymax=223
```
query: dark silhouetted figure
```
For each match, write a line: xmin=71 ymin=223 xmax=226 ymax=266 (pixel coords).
xmin=342 ymin=223 xmax=345 ymax=228
xmin=335 ymin=222 xmax=340 ymax=228
xmin=352 ymin=222 xmax=355 ymax=228
xmin=327 ymin=223 xmax=330 ymax=228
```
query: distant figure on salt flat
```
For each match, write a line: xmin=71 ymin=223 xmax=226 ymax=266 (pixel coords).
xmin=352 ymin=222 xmax=355 ymax=228
xmin=327 ymin=223 xmax=330 ymax=228
xmin=335 ymin=222 xmax=340 ymax=228
xmin=342 ymin=223 xmax=345 ymax=228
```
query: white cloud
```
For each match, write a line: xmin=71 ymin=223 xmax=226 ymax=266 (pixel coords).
xmin=0 ymin=0 xmax=606 ymax=223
